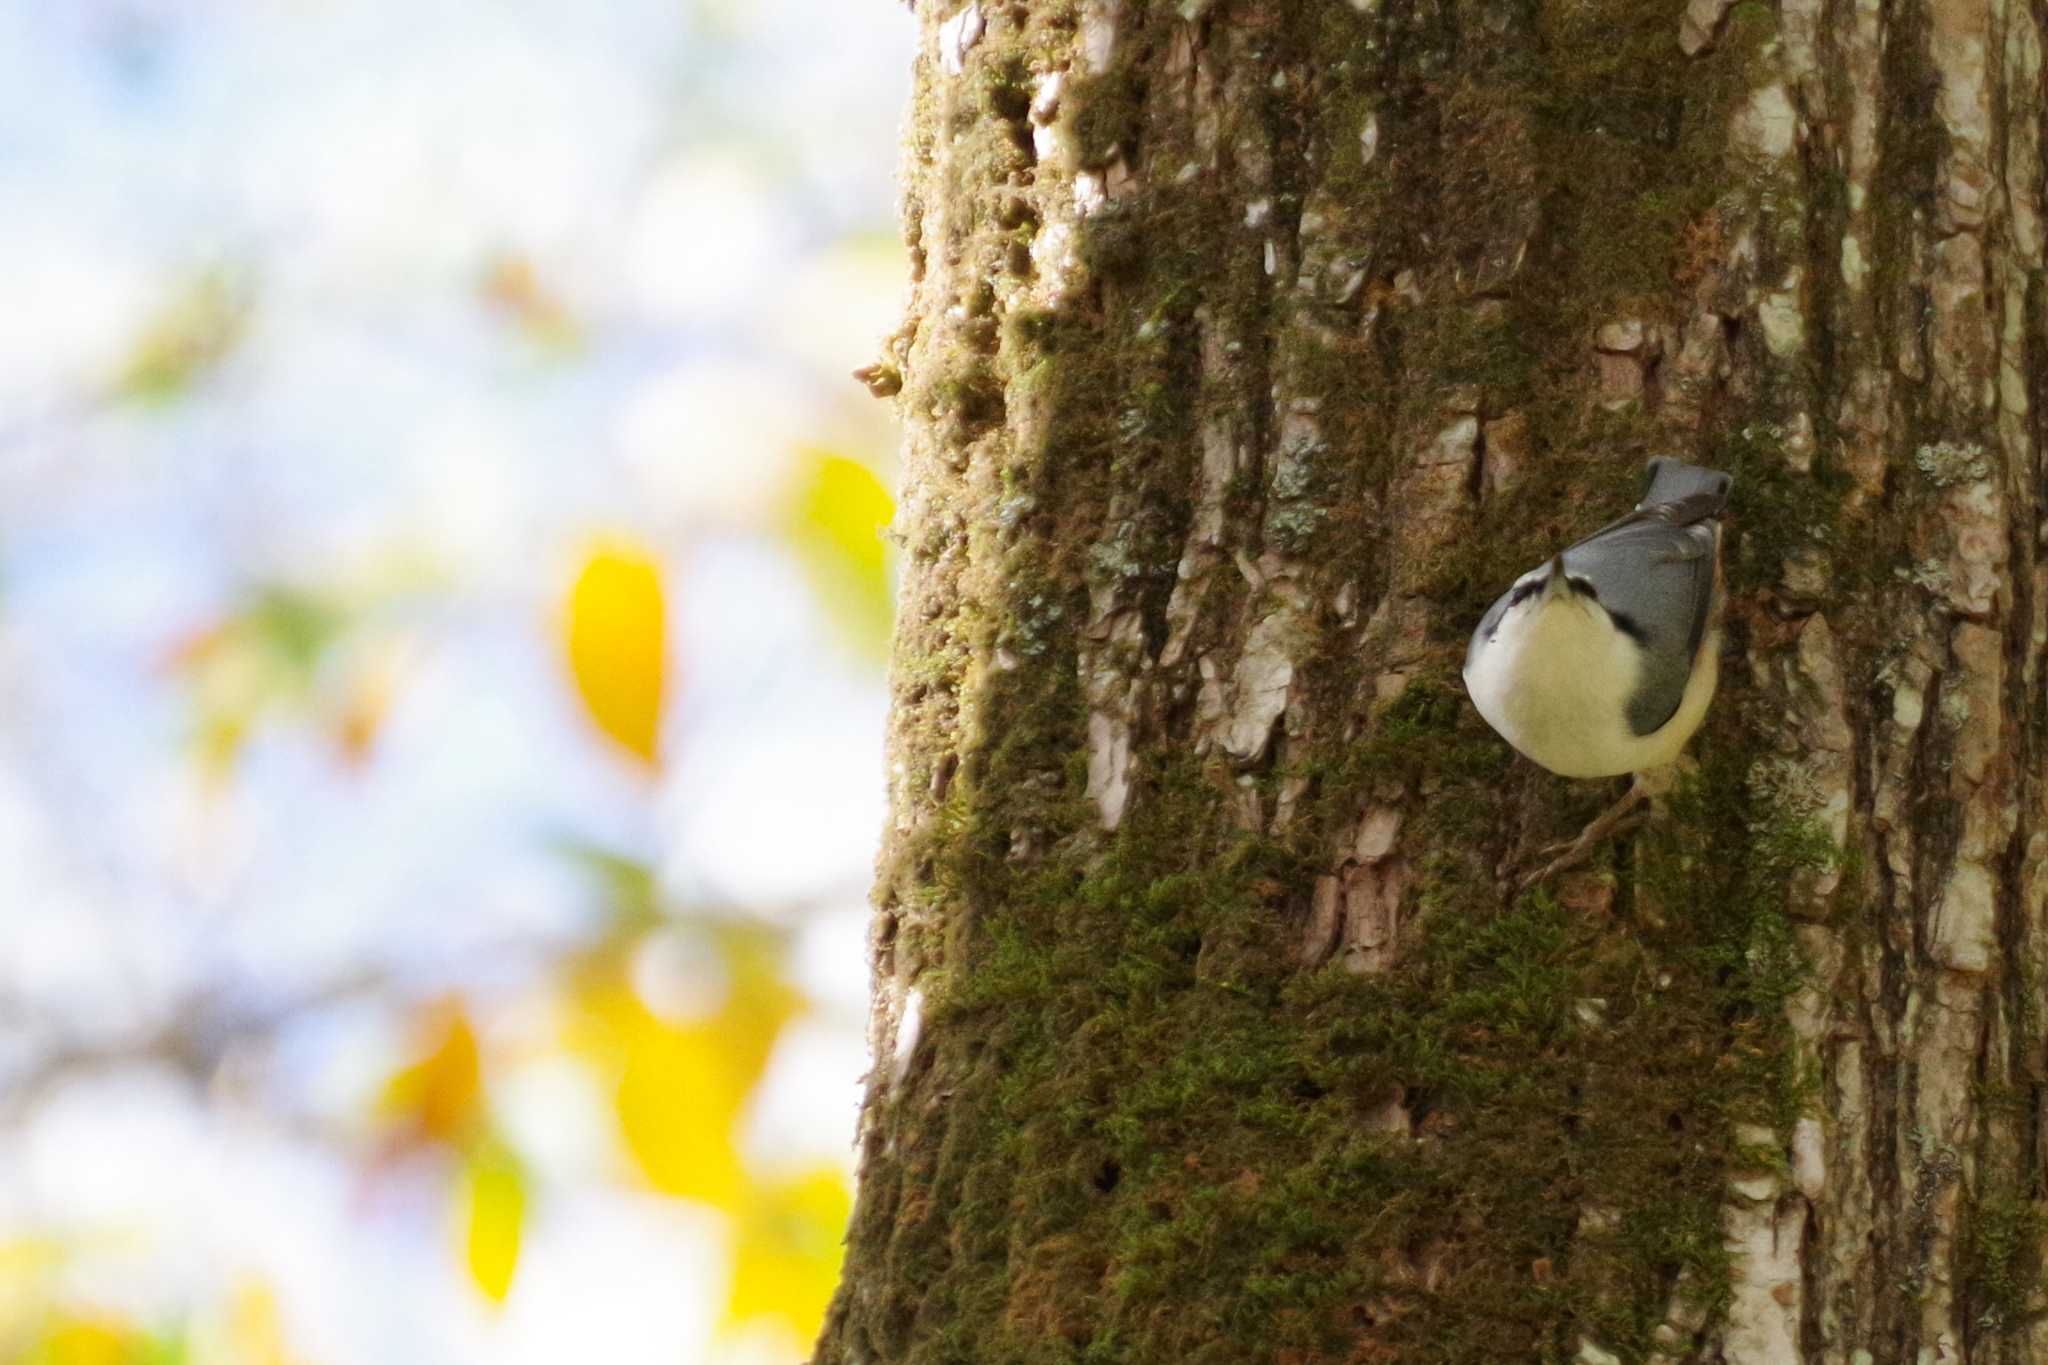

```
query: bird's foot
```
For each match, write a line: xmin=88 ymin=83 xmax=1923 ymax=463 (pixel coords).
xmin=1518 ymin=783 xmax=1650 ymax=893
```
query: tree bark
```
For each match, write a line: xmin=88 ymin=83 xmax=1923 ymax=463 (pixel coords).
xmin=820 ymin=1 xmax=2047 ymax=1362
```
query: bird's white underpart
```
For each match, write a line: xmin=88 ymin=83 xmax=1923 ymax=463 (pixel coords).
xmin=1463 ymin=577 xmax=1719 ymax=779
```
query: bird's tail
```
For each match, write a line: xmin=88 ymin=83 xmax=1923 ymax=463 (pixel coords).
xmin=1639 ymin=456 xmax=1733 ymax=512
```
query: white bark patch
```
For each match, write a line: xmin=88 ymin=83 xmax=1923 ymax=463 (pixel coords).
xmin=1085 ymin=711 xmax=1133 ymax=829
xmin=1792 ymin=1116 xmax=1827 ymax=1199
xmin=1942 ymin=478 xmax=2006 ymax=617
xmin=1032 ymin=77 xmax=1075 ymax=168
xmin=1429 ymin=415 xmax=1479 ymax=473
xmin=1929 ymin=233 xmax=1992 ymax=403
xmin=1481 ymin=412 xmax=1530 ymax=497
xmin=1074 ymin=171 xmax=1107 ymax=215
xmin=1304 ymin=807 xmax=1410 ymax=973
xmin=1721 ymin=1186 xmax=1805 ymax=1364
xmin=1158 ymin=313 xmax=1249 ymax=669
xmin=1595 ymin=319 xmax=1645 ymax=352
xmin=1029 ymin=71 xmax=1063 ymax=126
xmin=1594 ymin=321 xmax=1660 ymax=404
xmin=1840 ymin=234 xmax=1867 ymax=290
xmin=890 ymin=987 xmax=925 ymax=1089
xmin=1893 ymin=678 xmax=1925 ymax=730
xmin=1302 ymin=874 xmax=1343 ymax=966
xmin=1082 ymin=610 xmax=1144 ymax=831
xmin=1933 ymin=859 xmax=1996 ymax=974
xmin=1906 ymin=980 xmax=1981 ymax=1352
xmin=1777 ymin=0 xmax=1822 ymax=82
xmin=1663 ymin=311 xmax=1731 ymax=429
xmin=1793 ymin=617 xmax=1853 ymax=760
xmin=1927 ymin=0 xmax=1992 ymax=230
xmin=1029 ymin=221 xmax=1080 ymax=302
xmin=1217 ymin=603 xmax=1304 ymax=762
xmin=1678 ymin=0 xmax=1736 ymax=55
xmin=1733 ymin=83 xmax=1798 ymax=160
xmin=938 ymin=3 xmax=984 ymax=75
xmin=1354 ymin=806 xmax=1402 ymax=862
xmin=2002 ymin=279 xmax=2032 ymax=415
xmin=1947 ymin=621 xmax=2002 ymax=784
xmin=1360 ymin=112 xmax=1380 ymax=164
xmin=1079 ymin=0 xmax=1120 ymax=73
xmin=1575 ymin=1340 xmax=1623 ymax=1365
xmin=1647 ymin=1270 xmax=1712 ymax=1363
xmin=2008 ymin=16 xmax=2046 ymax=263
xmin=1758 ymin=269 xmax=1806 ymax=357
xmin=1339 ymin=807 xmax=1408 ymax=976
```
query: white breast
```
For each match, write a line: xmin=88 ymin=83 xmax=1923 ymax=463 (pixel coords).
xmin=1463 ymin=596 xmax=1719 ymax=778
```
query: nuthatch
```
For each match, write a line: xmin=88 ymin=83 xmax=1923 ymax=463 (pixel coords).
xmin=1463 ymin=457 xmax=1733 ymax=883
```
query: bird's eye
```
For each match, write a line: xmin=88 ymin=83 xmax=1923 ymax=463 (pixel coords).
xmin=1508 ymin=581 xmax=1540 ymax=606
xmin=1567 ymin=577 xmax=1598 ymax=599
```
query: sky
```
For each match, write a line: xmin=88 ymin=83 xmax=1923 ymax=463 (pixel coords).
xmin=0 ymin=1 xmax=914 ymax=1360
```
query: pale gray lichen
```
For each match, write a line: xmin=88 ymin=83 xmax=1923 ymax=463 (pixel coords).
xmin=1746 ymin=755 xmax=1824 ymax=823
xmin=1006 ymin=593 xmax=1066 ymax=657
xmin=995 ymin=491 xmax=1038 ymax=530
xmin=1913 ymin=439 xmax=1989 ymax=486
xmin=1896 ymin=558 xmax=1953 ymax=596
xmin=1939 ymin=685 xmax=1972 ymax=729
xmin=1088 ymin=532 xmax=1147 ymax=581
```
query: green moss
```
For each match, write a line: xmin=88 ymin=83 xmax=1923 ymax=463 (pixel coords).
xmin=1062 ymin=72 xmax=1145 ymax=168
xmin=1965 ymin=1187 xmax=2046 ymax=1331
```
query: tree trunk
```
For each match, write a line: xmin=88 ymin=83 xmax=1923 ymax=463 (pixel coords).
xmin=819 ymin=0 xmax=2046 ymax=1361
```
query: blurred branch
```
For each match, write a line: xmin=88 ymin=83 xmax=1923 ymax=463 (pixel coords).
xmin=0 ymin=883 xmax=866 ymax=1128
xmin=0 ymin=950 xmax=528 ymax=1128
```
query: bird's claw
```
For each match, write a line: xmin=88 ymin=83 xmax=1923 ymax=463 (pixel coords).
xmin=1516 ymin=783 xmax=1651 ymax=894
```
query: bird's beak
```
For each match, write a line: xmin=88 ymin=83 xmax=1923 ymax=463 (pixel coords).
xmin=1541 ymin=554 xmax=1569 ymax=599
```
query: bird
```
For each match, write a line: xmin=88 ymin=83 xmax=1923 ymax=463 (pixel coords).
xmin=1462 ymin=457 xmax=1733 ymax=887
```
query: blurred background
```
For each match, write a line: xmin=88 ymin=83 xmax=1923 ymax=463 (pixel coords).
xmin=0 ymin=1 xmax=910 ymax=1361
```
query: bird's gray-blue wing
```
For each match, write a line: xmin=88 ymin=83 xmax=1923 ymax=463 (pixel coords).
xmin=1559 ymin=508 xmax=1718 ymax=735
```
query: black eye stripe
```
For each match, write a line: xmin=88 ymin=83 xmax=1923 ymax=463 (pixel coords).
xmin=1508 ymin=581 xmax=1540 ymax=606
xmin=1609 ymin=610 xmax=1649 ymax=643
xmin=1567 ymin=576 xmax=1597 ymax=599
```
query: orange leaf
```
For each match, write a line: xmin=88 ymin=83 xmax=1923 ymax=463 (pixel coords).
xmin=380 ymin=1003 xmax=482 ymax=1145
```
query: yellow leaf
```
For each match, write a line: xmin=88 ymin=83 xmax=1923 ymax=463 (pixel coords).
xmin=785 ymin=450 xmax=894 ymax=658
xmin=30 ymin=1316 xmax=139 ymax=1365
xmin=565 ymin=929 xmax=801 ymax=1210
xmin=225 ymin=1280 xmax=297 ymax=1365
xmin=460 ymin=1145 xmax=526 ymax=1304
xmin=725 ymin=1168 xmax=852 ymax=1339
xmin=614 ymin=1011 xmax=747 ymax=1208
xmin=380 ymin=1003 xmax=482 ymax=1145
xmin=564 ymin=541 xmax=668 ymax=766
